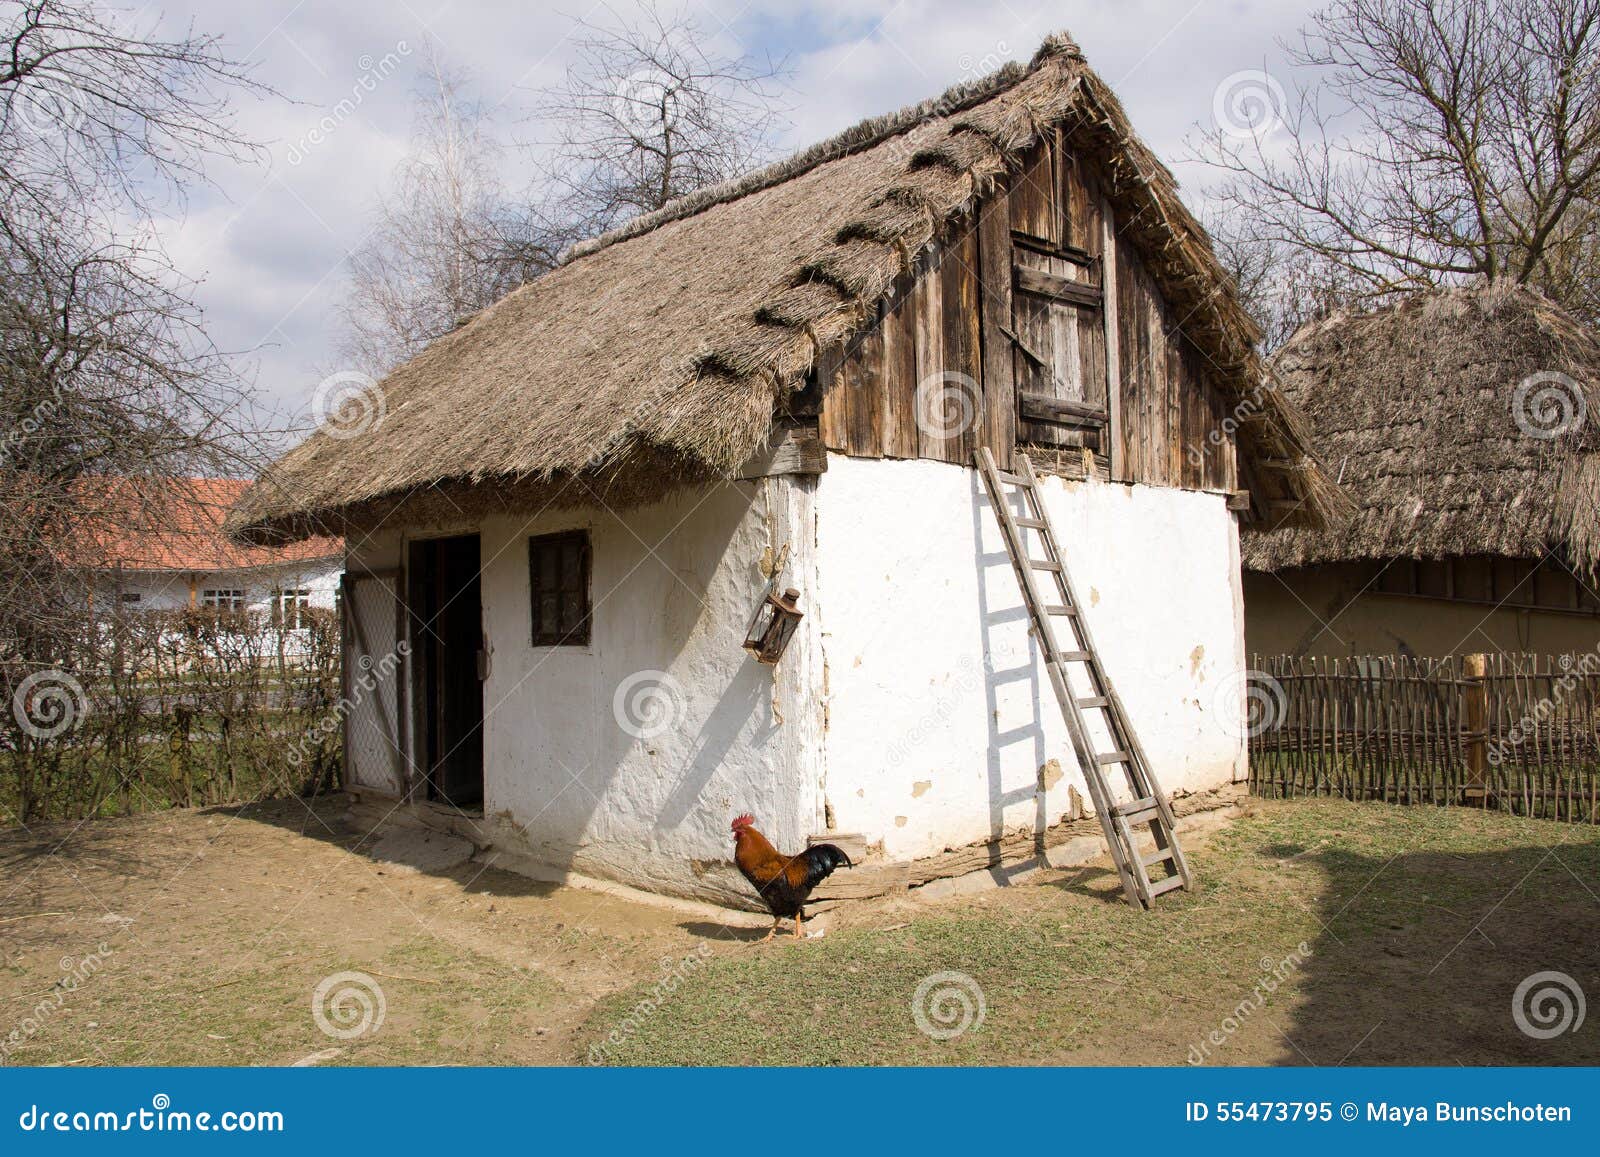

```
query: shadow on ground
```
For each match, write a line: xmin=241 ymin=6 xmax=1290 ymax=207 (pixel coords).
xmin=1277 ymin=836 xmax=1599 ymax=1065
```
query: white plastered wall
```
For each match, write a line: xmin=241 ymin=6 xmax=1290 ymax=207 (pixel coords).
xmin=813 ymin=454 xmax=1246 ymax=862
xmin=345 ymin=479 xmax=826 ymax=904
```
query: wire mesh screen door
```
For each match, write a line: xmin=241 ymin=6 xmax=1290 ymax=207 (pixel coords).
xmin=341 ymin=570 xmax=407 ymax=797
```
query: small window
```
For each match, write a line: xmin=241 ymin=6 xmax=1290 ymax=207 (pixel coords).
xmin=201 ymin=588 xmax=245 ymax=611
xmin=529 ymin=530 xmax=590 ymax=646
xmin=274 ymin=588 xmax=312 ymax=629
xmin=119 ymin=591 xmax=142 ymax=604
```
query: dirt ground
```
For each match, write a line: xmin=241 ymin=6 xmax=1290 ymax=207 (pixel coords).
xmin=1 ymin=795 xmax=1596 ymax=1066
xmin=0 ymin=797 xmax=748 ymax=1066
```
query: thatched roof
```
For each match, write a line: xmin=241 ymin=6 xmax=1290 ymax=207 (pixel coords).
xmin=1244 ymin=283 xmax=1600 ymax=574
xmin=231 ymin=32 xmax=1338 ymax=544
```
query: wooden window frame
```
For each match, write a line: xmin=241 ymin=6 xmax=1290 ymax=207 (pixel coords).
xmin=528 ymin=530 xmax=592 ymax=647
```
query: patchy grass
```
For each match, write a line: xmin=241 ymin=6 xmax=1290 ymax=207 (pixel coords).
xmin=3 ymin=796 xmax=1596 ymax=1066
xmin=581 ymin=799 xmax=1600 ymax=1066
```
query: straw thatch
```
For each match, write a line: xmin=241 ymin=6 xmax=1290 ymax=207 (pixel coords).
xmin=1244 ymin=283 xmax=1600 ymax=575
xmin=230 ymin=32 xmax=1338 ymax=544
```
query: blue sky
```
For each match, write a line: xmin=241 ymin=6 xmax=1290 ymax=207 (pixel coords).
xmin=149 ymin=0 xmax=1320 ymax=416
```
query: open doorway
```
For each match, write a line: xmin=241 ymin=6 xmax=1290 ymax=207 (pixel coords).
xmin=407 ymin=534 xmax=484 ymax=809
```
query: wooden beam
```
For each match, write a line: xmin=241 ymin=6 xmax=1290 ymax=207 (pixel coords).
xmin=1014 ymin=265 xmax=1104 ymax=309
xmin=1099 ymin=199 xmax=1124 ymax=482
xmin=734 ymin=425 xmax=828 ymax=480
xmin=977 ymin=190 xmax=1017 ymax=469
xmin=1226 ymin=489 xmax=1252 ymax=513
xmin=1018 ymin=390 xmax=1108 ymax=428
xmin=1010 ymin=231 xmax=1095 ymax=268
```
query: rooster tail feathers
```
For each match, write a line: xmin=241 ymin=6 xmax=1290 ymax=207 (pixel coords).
xmin=802 ymin=842 xmax=853 ymax=887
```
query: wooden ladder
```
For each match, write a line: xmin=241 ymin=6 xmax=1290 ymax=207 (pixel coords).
xmin=975 ymin=448 xmax=1193 ymax=908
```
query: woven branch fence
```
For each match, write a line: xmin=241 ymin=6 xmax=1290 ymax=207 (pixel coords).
xmin=1247 ymin=653 xmax=1600 ymax=824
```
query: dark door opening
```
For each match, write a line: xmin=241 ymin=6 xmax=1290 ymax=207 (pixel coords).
xmin=408 ymin=534 xmax=484 ymax=808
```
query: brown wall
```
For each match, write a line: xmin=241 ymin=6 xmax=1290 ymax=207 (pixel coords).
xmin=815 ymin=129 xmax=1239 ymax=494
xmin=1245 ymin=564 xmax=1600 ymax=658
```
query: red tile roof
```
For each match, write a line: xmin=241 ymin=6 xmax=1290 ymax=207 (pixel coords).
xmin=72 ymin=478 xmax=342 ymax=573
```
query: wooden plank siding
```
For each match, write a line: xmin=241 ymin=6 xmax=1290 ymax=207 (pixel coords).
xmin=817 ymin=131 xmax=1240 ymax=496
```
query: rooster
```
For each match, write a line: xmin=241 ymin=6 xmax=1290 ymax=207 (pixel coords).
xmin=731 ymin=814 xmax=853 ymax=941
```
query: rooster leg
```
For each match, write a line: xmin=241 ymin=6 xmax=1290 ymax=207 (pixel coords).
xmin=759 ymin=917 xmax=781 ymax=943
xmin=793 ymin=908 xmax=805 ymax=939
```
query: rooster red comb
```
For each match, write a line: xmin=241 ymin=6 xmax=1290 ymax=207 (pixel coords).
xmin=731 ymin=813 xmax=755 ymax=830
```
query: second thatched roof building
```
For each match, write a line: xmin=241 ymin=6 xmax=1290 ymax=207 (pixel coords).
xmin=1245 ymin=284 xmax=1600 ymax=658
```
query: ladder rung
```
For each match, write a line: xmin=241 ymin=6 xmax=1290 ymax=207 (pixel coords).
xmin=1029 ymin=559 xmax=1062 ymax=572
xmin=1097 ymin=750 xmax=1132 ymax=765
xmin=1055 ymin=649 xmax=1092 ymax=662
xmin=1142 ymin=846 xmax=1177 ymax=868
xmin=1076 ymin=695 xmax=1109 ymax=708
xmin=994 ymin=469 xmax=1028 ymax=486
xmin=1116 ymin=796 xmax=1159 ymax=823
xmin=1014 ymin=517 xmax=1047 ymax=529
xmin=1045 ymin=604 xmax=1077 ymax=616
xmin=1147 ymin=875 xmax=1186 ymax=898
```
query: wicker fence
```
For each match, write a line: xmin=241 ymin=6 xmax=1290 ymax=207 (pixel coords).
xmin=1247 ymin=652 xmax=1600 ymax=824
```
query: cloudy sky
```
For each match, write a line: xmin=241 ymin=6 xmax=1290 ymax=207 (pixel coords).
xmin=149 ymin=0 xmax=1320 ymax=418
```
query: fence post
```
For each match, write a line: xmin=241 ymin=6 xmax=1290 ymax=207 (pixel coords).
xmin=1462 ymin=652 xmax=1488 ymax=806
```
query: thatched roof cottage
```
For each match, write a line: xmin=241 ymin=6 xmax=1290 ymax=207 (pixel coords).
xmin=1244 ymin=284 xmax=1600 ymax=658
xmin=232 ymin=33 xmax=1337 ymax=903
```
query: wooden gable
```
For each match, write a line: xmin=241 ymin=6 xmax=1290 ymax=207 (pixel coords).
xmin=809 ymin=128 xmax=1240 ymax=496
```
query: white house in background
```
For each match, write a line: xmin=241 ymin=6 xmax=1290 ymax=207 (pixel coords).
xmin=229 ymin=33 xmax=1340 ymax=905
xmin=81 ymin=478 xmax=342 ymax=624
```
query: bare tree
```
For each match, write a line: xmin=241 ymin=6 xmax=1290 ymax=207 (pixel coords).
xmin=531 ymin=2 xmax=788 ymax=234
xmin=1198 ymin=0 xmax=1600 ymax=320
xmin=0 ymin=1 xmax=269 ymax=679
xmin=339 ymin=46 xmax=575 ymax=374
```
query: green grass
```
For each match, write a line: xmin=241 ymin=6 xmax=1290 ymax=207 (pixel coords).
xmin=580 ymin=799 xmax=1600 ymax=1066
